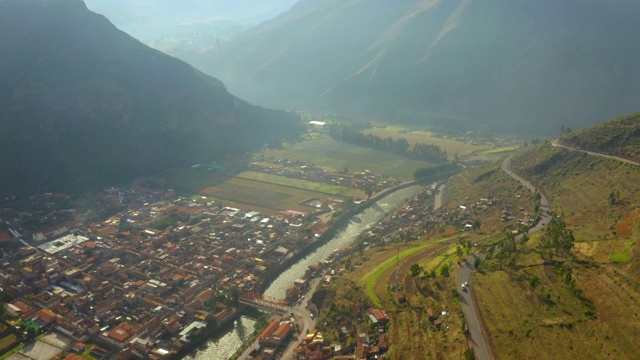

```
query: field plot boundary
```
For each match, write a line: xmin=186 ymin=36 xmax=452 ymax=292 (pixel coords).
xmin=202 ymin=177 xmax=352 ymax=214
xmin=263 ymin=138 xmax=432 ymax=180
xmin=237 ymin=171 xmax=363 ymax=198
xmin=361 ymin=241 xmax=449 ymax=307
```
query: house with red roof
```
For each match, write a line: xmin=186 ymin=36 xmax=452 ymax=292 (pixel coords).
xmin=106 ymin=322 xmax=136 ymax=348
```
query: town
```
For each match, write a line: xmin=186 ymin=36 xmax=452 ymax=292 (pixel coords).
xmin=0 ymin=155 xmax=539 ymax=360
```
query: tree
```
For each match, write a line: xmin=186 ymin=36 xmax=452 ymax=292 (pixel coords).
xmin=364 ymin=186 xmax=374 ymax=200
xmin=520 ymin=233 xmax=529 ymax=249
xmin=230 ymin=286 xmax=241 ymax=307
xmin=472 ymin=219 xmax=481 ymax=232
xmin=608 ymin=190 xmax=621 ymax=205
xmin=205 ymin=312 xmax=217 ymax=328
xmin=410 ymin=263 xmax=423 ymax=278
xmin=539 ymin=215 xmax=575 ymax=261
xmin=528 ymin=275 xmax=540 ymax=289
xmin=464 ymin=347 xmax=476 ymax=360
xmin=26 ymin=326 xmax=38 ymax=339
xmin=440 ymin=263 xmax=450 ymax=278
xmin=456 ymin=245 xmax=463 ymax=259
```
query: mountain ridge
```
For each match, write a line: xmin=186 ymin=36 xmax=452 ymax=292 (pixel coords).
xmin=201 ymin=0 xmax=640 ymax=135
xmin=0 ymin=0 xmax=301 ymax=194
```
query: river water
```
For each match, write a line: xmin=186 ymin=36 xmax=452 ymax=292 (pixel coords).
xmin=185 ymin=185 xmax=422 ymax=359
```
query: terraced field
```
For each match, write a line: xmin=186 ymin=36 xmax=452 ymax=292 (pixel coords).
xmin=320 ymin=235 xmax=469 ymax=360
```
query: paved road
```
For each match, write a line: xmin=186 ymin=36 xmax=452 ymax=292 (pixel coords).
xmin=434 ymin=183 xmax=446 ymax=210
xmin=550 ymin=139 xmax=640 ymax=166
xmin=456 ymin=154 xmax=552 ymax=360
xmin=456 ymin=253 xmax=490 ymax=360
xmin=238 ymin=278 xmax=320 ymax=360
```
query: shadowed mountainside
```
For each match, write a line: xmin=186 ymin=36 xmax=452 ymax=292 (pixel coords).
xmin=202 ymin=0 xmax=640 ymax=135
xmin=0 ymin=0 xmax=301 ymax=194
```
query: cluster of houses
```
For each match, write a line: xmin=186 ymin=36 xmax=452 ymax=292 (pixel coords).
xmin=247 ymin=319 xmax=293 ymax=359
xmin=289 ymin=307 xmax=390 ymax=360
xmin=249 ymin=159 xmax=402 ymax=194
xmin=0 ymin=182 xmax=356 ymax=359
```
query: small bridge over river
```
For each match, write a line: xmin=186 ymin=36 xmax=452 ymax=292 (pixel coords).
xmin=240 ymin=292 xmax=290 ymax=314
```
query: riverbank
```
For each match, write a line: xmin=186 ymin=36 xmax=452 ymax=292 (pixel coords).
xmin=185 ymin=170 xmax=456 ymax=359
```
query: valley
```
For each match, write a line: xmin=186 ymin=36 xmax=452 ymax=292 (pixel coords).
xmin=0 ymin=1 xmax=639 ymax=360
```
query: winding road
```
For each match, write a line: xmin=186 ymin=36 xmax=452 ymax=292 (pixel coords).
xmin=550 ymin=139 xmax=640 ymax=166
xmin=455 ymin=153 xmax=551 ymax=360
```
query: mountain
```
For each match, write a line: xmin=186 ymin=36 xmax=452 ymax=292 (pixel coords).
xmin=202 ymin=0 xmax=640 ymax=135
xmin=559 ymin=112 xmax=640 ymax=161
xmin=83 ymin=0 xmax=298 ymax=55
xmin=0 ymin=0 xmax=301 ymax=194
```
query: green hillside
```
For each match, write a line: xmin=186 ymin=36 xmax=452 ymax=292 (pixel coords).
xmin=442 ymin=119 xmax=640 ymax=357
xmin=559 ymin=112 xmax=640 ymax=161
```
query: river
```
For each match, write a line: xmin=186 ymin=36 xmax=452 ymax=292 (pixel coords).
xmin=185 ymin=185 xmax=423 ymax=359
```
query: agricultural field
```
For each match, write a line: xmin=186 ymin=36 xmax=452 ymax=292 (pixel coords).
xmin=262 ymin=138 xmax=432 ymax=180
xmin=472 ymin=233 xmax=640 ymax=359
xmin=200 ymin=176 xmax=354 ymax=215
xmin=237 ymin=171 xmax=363 ymax=198
xmin=445 ymin=143 xmax=640 ymax=358
xmin=362 ymin=125 xmax=489 ymax=159
xmin=318 ymin=235 xmax=472 ymax=360
xmin=476 ymin=145 xmax=520 ymax=156
xmin=163 ymin=163 xmax=366 ymax=215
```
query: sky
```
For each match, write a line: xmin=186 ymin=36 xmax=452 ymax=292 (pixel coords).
xmin=84 ymin=0 xmax=299 ymax=36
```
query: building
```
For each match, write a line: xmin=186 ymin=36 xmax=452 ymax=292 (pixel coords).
xmin=106 ymin=322 xmax=136 ymax=348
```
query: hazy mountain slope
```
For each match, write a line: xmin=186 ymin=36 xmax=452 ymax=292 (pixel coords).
xmin=559 ymin=112 xmax=640 ymax=161
xmin=206 ymin=0 xmax=640 ymax=135
xmin=83 ymin=0 xmax=298 ymax=55
xmin=0 ymin=0 xmax=300 ymax=194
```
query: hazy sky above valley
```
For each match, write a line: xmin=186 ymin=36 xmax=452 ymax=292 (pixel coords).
xmin=84 ymin=0 xmax=298 ymax=39
xmin=82 ymin=0 xmax=299 ymax=61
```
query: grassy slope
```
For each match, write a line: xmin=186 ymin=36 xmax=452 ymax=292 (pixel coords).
xmin=321 ymin=237 xmax=467 ymax=360
xmin=560 ymin=111 xmax=640 ymax=160
xmin=443 ymin=143 xmax=640 ymax=358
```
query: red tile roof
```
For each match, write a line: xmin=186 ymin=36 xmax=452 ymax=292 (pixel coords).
xmin=273 ymin=323 xmax=292 ymax=338
xmin=108 ymin=322 xmax=135 ymax=343
xmin=36 ymin=309 xmax=58 ymax=322
xmin=259 ymin=320 xmax=280 ymax=339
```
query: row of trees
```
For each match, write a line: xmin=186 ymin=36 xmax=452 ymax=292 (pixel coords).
xmin=327 ymin=124 xmax=448 ymax=163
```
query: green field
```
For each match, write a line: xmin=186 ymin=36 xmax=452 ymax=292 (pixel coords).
xmin=360 ymin=240 xmax=451 ymax=307
xmin=477 ymin=145 xmax=520 ymax=155
xmin=238 ymin=171 xmax=364 ymax=198
xmin=202 ymin=177 xmax=352 ymax=214
xmin=362 ymin=125 xmax=488 ymax=158
xmin=263 ymin=138 xmax=432 ymax=180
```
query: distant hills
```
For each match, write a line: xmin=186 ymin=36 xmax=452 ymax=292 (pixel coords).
xmin=0 ymin=0 xmax=301 ymax=194
xmin=201 ymin=0 xmax=640 ymax=135
xmin=559 ymin=112 xmax=640 ymax=161
xmin=84 ymin=0 xmax=298 ymax=55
